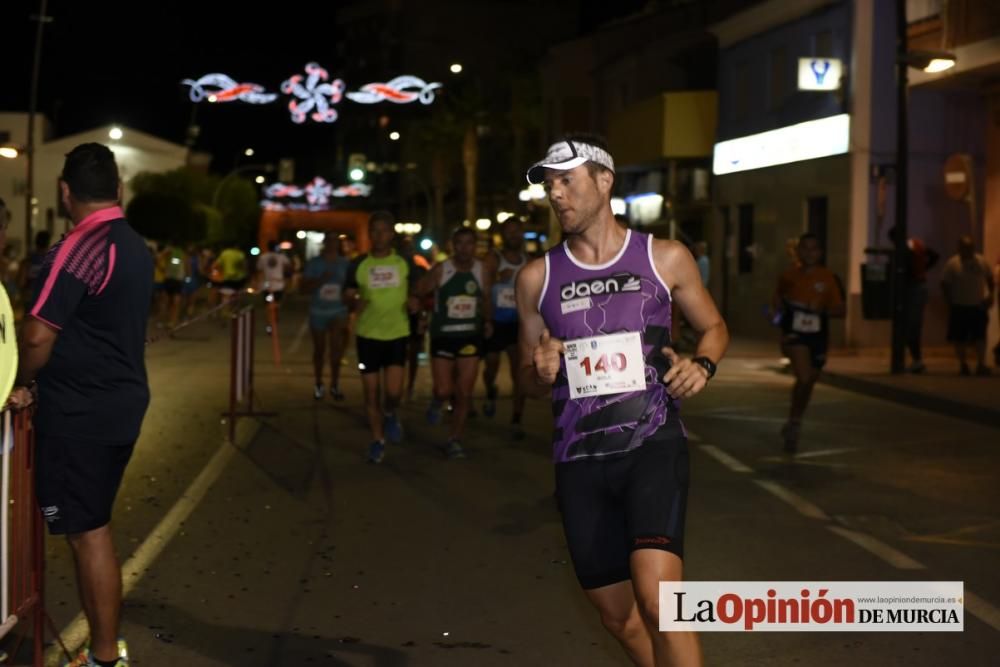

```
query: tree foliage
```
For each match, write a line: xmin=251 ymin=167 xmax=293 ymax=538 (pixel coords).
xmin=126 ymin=167 xmax=259 ymax=247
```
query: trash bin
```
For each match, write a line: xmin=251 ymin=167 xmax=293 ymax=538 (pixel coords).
xmin=861 ymin=248 xmax=893 ymax=320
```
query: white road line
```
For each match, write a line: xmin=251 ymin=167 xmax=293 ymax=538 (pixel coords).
xmin=789 ymin=447 xmax=858 ymax=459
xmin=826 ymin=525 xmax=925 ymax=570
xmin=965 ymin=591 xmax=1000 ymax=633
xmin=46 ymin=437 xmax=243 ymax=666
xmin=699 ymin=444 xmax=753 ymax=473
xmin=753 ymin=480 xmax=830 ymax=520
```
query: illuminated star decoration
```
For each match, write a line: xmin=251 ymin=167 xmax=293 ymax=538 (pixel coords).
xmin=262 ymin=177 xmax=371 ymax=211
xmin=180 ymin=73 xmax=278 ymax=104
xmin=345 ymin=75 xmax=443 ymax=105
xmin=281 ymin=62 xmax=345 ymax=124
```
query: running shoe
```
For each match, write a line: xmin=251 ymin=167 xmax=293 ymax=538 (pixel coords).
xmin=383 ymin=414 xmax=404 ymax=443
xmin=313 ymin=383 xmax=325 ymax=400
xmin=483 ymin=399 xmax=497 ymax=418
xmin=367 ymin=440 xmax=386 ymax=464
xmin=444 ymin=439 xmax=466 ymax=460
xmin=908 ymin=361 xmax=926 ymax=374
xmin=975 ymin=364 xmax=992 ymax=377
xmin=330 ymin=386 xmax=346 ymax=401
xmin=63 ymin=638 xmax=129 ymax=667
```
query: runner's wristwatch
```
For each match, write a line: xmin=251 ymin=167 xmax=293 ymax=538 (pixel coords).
xmin=691 ymin=356 xmax=717 ymax=379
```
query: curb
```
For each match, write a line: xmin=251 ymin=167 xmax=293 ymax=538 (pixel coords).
xmin=817 ymin=370 xmax=1000 ymax=429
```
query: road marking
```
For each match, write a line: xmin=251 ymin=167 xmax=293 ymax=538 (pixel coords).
xmin=47 ymin=435 xmax=245 ymax=665
xmin=965 ymin=591 xmax=1000 ymax=633
xmin=790 ymin=447 xmax=858 ymax=459
xmin=686 ymin=431 xmax=702 ymax=442
xmin=699 ymin=444 xmax=753 ymax=473
xmin=754 ymin=480 xmax=830 ymax=520
xmin=826 ymin=525 xmax=925 ymax=570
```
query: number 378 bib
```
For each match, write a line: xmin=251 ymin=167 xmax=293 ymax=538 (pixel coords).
xmin=564 ymin=332 xmax=646 ymax=400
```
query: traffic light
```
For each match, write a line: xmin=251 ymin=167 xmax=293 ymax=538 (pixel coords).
xmin=348 ymin=153 xmax=366 ymax=182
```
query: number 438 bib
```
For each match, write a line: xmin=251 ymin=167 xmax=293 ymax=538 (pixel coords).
xmin=564 ymin=332 xmax=646 ymax=400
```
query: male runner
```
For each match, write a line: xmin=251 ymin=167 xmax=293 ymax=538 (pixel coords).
xmin=344 ymin=212 xmax=416 ymax=463
xmin=772 ymin=233 xmax=845 ymax=453
xmin=301 ymin=235 xmax=350 ymax=400
xmin=516 ymin=136 xmax=728 ymax=666
xmin=414 ymin=227 xmax=492 ymax=459
xmin=482 ymin=218 xmax=528 ymax=437
xmin=255 ymin=241 xmax=292 ymax=334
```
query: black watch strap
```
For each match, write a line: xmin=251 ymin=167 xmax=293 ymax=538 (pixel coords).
xmin=692 ymin=356 xmax=717 ymax=379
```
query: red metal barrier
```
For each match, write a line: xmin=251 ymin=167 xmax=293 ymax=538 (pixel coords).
xmin=0 ymin=408 xmax=44 ymax=666
xmin=226 ymin=307 xmax=274 ymax=442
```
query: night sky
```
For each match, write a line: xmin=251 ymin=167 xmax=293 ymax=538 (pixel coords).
xmin=2 ymin=0 xmax=646 ymax=174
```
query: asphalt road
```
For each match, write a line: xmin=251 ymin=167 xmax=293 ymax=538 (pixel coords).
xmin=8 ymin=298 xmax=997 ymax=666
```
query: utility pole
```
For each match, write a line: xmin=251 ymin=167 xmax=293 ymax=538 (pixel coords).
xmin=26 ymin=0 xmax=52 ymax=256
xmin=890 ymin=0 xmax=909 ymax=374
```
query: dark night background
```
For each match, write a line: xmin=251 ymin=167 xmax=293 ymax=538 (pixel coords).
xmin=1 ymin=0 xmax=648 ymax=174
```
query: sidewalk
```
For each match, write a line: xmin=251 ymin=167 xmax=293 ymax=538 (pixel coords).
xmin=729 ymin=337 xmax=1000 ymax=427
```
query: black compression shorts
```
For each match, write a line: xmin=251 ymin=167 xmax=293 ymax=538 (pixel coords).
xmin=555 ymin=432 xmax=689 ymax=589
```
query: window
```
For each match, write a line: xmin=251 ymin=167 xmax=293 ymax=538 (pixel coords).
xmin=769 ymin=46 xmax=788 ymax=110
xmin=738 ymin=204 xmax=754 ymax=274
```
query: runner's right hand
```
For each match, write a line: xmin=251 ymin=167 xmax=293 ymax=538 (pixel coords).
xmin=533 ymin=328 xmax=564 ymax=385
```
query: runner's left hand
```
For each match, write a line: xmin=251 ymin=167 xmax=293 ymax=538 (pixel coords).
xmin=484 ymin=321 xmax=494 ymax=340
xmin=660 ymin=347 xmax=709 ymax=399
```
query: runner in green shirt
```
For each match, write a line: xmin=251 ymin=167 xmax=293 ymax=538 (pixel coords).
xmin=413 ymin=226 xmax=493 ymax=459
xmin=344 ymin=211 xmax=419 ymax=463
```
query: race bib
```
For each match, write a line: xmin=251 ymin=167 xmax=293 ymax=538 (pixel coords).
xmin=447 ymin=295 xmax=477 ymax=319
xmin=496 ymin=286 xmax=516 ymax=310
xmin=564 ymin=332 xmax=646 ymax=400
xmin=319 ymin=284 xmax=341 ymax=302
xmin=369 ymin=266 xmax=400 ymax=289
xmin=791 ymin=310 xmax=821 ymax=334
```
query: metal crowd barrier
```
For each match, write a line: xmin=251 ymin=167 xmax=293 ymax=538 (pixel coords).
xmin=226 ymin=306 xmax=273 ymax=442
xmin=0 ymin=408 xmax=44 ymax=666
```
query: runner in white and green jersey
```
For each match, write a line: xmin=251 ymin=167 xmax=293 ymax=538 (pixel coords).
xmin=413 ymin=226 xmax=492 ymax=459
xmin=344 ymin=211 xmax=419 ymax=464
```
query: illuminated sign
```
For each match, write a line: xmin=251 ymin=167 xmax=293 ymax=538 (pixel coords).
xmin=797 ymin=58 xmax=843 ymax=91
xmin=712 ymin=114 xmax=850 ymax=175
xmin=181 ymin=64 xmax=442 ymax=124
xmin=261 ymin=177 xmax=371 ymax=211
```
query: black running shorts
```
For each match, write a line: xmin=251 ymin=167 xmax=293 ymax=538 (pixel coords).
xmin=555 ymin=433 xmax=689 ymax=590
xmin=35 ymin=436 xmax=135 ymax=535
xmin=356 ymin=336 xmax=408 ymax=374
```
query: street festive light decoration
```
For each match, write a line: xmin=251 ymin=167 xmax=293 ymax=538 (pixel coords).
xmin=281 ymin=62 xmax=345 ymax=124
xmin=181 ymin=73 xmax=278 ymax=104
xmin=344 ymin=75 xmax=441 ymax=105
xmin=261 ymin=176 xmax=372 ymax=211
xmin=181 ymin=63 xmax=443 ymax=124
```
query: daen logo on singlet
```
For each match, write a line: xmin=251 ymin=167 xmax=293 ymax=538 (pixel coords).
xmin=559 ymin=273 xmax=641 ymax=301
xmin=559 ymin=272 xmax=641 ymax=315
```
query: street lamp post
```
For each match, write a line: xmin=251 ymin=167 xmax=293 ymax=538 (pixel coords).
xmin=891 ymin=0 xmax=909 ymax=374
xmin=890 ymin=0 xmax=956 ymax=374
xmin=26 ymin=0 xmax=52 ymax=254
